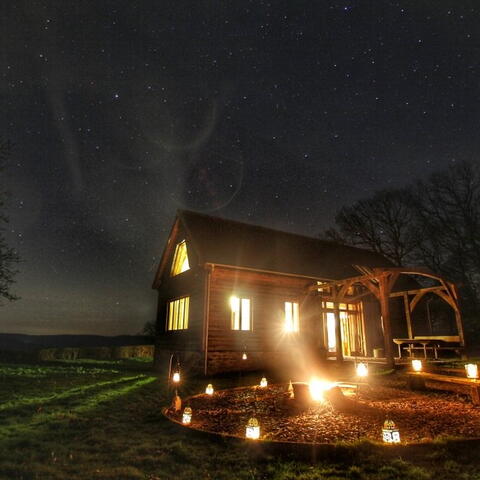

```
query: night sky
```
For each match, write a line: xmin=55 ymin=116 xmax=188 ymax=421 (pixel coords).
xmin=1 ymin=1 xmax=479 ymax=335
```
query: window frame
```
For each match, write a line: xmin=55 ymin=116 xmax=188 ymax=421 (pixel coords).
xmin=165 ymin=295 xmax=190 ymax=331
xmin=170 ymin=240 xmax=190 ymax=276
xmin=284 ymin=300 xmax=300 ymax=333
xmin=230 ymin=295 xmax=252 ymax=331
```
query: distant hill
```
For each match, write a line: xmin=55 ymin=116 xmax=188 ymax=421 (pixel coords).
xmin=0 ymin=334 xmax=153 ymax=352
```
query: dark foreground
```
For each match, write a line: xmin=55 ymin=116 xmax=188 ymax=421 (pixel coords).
xmin=1 ymin=360 xmax=480 ymax=480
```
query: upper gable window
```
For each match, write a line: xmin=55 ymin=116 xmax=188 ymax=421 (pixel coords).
xmin=171 ymin=240 xmax=190 ymax=276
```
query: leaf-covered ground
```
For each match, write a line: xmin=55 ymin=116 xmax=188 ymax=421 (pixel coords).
xmin=169 ymin=379 xmax=480 ymax=443
xmin=1 ymin=360 xmax=480 ymax=479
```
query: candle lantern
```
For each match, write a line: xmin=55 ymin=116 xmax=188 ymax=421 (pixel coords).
xmin=205 ymin=383 xmax=214 ymax=395
xmin=245 ymin=417 xmax=260 ymax=439
xmin=242 ymin=352 xmax=248 ymax=360
xmin=356 ymin=362 xmax=368 ymax=378
xmin=382 ymin=419 xmax=401 ymax=444
xmin=465 ymin=363 xmax=479 ymax=379
xmin=411 ymin=359 xmax=422 ymax=372
xmin=172 ymin=371 xmax=180 ymax=383
xmin=182 ymin=407 xmax=192 ymax=425
xmin=260 ymin=377 xmax=268 ymax=388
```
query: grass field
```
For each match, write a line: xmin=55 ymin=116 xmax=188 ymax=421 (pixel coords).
xmin=1 ymin=360 xmax=480 ymax=480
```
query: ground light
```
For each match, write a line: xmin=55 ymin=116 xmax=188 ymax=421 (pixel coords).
xmin=412 ymin=359 xmax=422 ymax=372
xmin=356 ymin=362 xmax=368 ymax=378
xmin=382 ymin=419 xmax=401 ymax=443
xmin=309 ymin=378 xmax=334 ymax=402
xmin=182 ymin=407 xmax=192 ymax=425
xmin=465 ymin=363 xmax=479 ymax=379
xmin=245 ymin=417 xmax=260 ymax=439
xmin=259 ymin=377 xmax=267 ymax=388
xmin=242 ymin=351 xmax=247 ymax=360
xmin=205 ymin=384 xmax=214 ymax=395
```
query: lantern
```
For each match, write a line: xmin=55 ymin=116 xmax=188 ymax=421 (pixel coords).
xmin=356 ymin=362 xmax=368 ymax=378
xmin=172 ymin=371 xmax=180 ymax=383
xmin=260 ymin=377 xmax=268 ymax=388
xmin=245 ymin=417 xmax=260 ymax=439
xmin=411 ymin=359 xmax=422 ymax=372
xmin=182 ymin=407 xmax=192 ymax=425
xmin=382 ymin=419 xmax=401 ymax=444
xmin=465 ymin=363 xmax=479 ymax=379
xmin=242 ymin=352 xmax=248 ymax=360
xmin=205 ymin=383 xmax=214 ymax=395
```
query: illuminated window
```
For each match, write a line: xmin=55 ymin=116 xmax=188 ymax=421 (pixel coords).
xmin=171 ymin=240 xmax=190 ymax=276
xmin=166 ymin=297 xmax=190 ymax=330
xmin=284 ymin=301 xmax=299 ymax=332
xmin=325 ymin=301 xmax=335 ymax=309
xmin=230 ymin=296 xmax=251 ymax=330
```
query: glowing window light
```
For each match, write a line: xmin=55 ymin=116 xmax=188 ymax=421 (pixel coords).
xmin=230 ymin=296 xmax=251 ymax=330
xmin=382 ymin=419 xmax=401 ymax=444
xmin=309 ymin=378 xmax=334 ymax=402
xmin=465 ymin=363 xmax=479 ymax=379
xmin=172 ymin=371 xmax=180 ymax=383
xmin=245 ymin=417 xmax=260 ymax=440
xmin=205 ymin=383 xmax=214 ymax=395
xmin=182 ymin=407 xmax=192 ymax=425
xmin=356 ymin=362 xmax=368 ymax=378
xmin=171 ymin=240 xmax=190 ymax=276
xmin=412 ymin=359 xmax=422 ymax=372
xmin=259 ymin=377 xmax=268 ymax=388
xmin=284 ymin=301 xmax=299 ymax=332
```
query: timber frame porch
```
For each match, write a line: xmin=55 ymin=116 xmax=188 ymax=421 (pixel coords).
xmin=308 ymin=267 xmax=465 ymax=368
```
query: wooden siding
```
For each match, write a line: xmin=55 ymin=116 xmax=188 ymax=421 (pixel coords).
xmin=206 ymin=266 xmax=316 ymax=353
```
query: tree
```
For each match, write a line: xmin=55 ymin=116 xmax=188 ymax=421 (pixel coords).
xmin=325 ymin=188 xmax=419 ymax=266
xmin=412 ymin=161 xmax=480 ymax=314
xmin=0 ymin=139 xmax=20 ymax=304
xmin=142 ymin=320 xmax=157 ymax=337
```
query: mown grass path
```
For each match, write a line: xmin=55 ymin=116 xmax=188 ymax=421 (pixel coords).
xmin=1 ymin=360 xmax=480 ymax=480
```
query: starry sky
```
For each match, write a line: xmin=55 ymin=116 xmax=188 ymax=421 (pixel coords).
xmin=1 ymin=1 xmax=479 ymax=335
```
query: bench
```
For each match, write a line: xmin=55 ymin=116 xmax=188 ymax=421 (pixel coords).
xmin=394 ymin=336 xmax=464 ymax=359
xmin=406 ymin=371 xmax=480 ymax=405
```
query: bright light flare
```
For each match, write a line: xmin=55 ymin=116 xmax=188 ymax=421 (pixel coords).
xmin=259 ymin=377 xmax=268 ymax=388
xmin=466 ymin=363 xmax=478 ymax=379
xmin=309 ymin=377 xmax=335 ymax=402
xmin=356 ymin=362 xmax=368 ymax=378
xmin=205 ymin=384 xmax=214 ymax=395
xmin=172 ymin=371 xmax=180 ymax=383
xmin=411 ymin=359 xmax=422 ymax=372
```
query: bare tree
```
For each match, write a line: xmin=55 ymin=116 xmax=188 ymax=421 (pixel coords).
xmin=0 ymin=139 xmax=20 ymax=304
xmin=325 ymin=188 xmax=419 ymax=266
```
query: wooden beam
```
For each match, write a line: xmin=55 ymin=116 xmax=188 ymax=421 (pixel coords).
xmin=333 ymin=288 xmax=344 ymax=364
xmin=378 ymin=274 xmax=395 ymax=368
xmin=410 ymin=290 xmax=428 ymax=312
xmin=390 ymin=285 xmax=447 ymax=298
xmin=403 ymin=293 xmax=413 ymax=339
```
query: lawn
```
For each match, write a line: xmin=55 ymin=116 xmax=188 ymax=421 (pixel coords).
xmin=1 ymin=360 xmax=480 ymax=480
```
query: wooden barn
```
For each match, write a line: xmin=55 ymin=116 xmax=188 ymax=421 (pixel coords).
xmin=152 ymin=210 xmax=465 ymax=375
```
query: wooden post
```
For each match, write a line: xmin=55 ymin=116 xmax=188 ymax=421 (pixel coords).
xmin=334 ymin=290 xmax=344 ymax=364
xmin=403 ymin=293 xmax=413 ymax=339
xmin=379 ymin=274 xmax=395 ymax=369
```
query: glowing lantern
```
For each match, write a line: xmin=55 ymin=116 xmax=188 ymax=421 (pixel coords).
xmin=245 ymin=417 xmax=260 ymax=440
xmin=182 ymin=407 xmax=192 ymax=425
xmin=411 ymin=359 xmax=422 ymax=372
xmin=382 ymin=419 xmax=401 ymax=444
xmin=242 ymin=352 xmax=248 ymax=360
xmin=356 ymin=362 xmax=368 ymax=378
xmin=465 ymin=363 xmax=479 ymax=379
xmin=205 ymin=383 xmax=214 ymax=395
xmin=309 ymin=378 xmax=334 ymax=402
xmin=259 ymin=377 xmax=268 ymax=388
xmin=172 ymin=371 xmax=180 ymax=383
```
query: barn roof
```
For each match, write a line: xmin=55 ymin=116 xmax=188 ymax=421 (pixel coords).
xmin=175 ymin=209 xmax=394 ymax=280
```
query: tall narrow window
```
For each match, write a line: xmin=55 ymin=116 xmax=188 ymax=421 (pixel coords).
xmin=230 ymin=296 xmax=251 ymax=330
xmin=284 ymin=301 xmax=300 ymax=332
xmin=171 ymin=240 xmax=190 ymax=276
xmin=166 ymin=296 xmax=190 ymax=330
